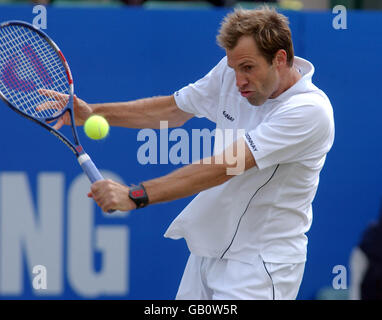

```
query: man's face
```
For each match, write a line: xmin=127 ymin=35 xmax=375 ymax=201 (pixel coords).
xmin=226 ymin=36 xmax=280 ymax=106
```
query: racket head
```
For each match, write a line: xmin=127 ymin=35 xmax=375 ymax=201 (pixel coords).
xmin=0 ymin=21 xmax=111 ymax=206
xmin=0 ymin=20 xmax=74 ymax=122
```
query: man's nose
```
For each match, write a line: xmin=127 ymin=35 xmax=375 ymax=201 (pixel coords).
xmin=236 ymin=71 xmax=248 ymax=88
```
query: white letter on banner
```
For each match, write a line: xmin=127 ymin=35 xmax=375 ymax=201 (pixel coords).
xmin=67 ymin=172 xmax=128 ymax=297
xmin=0 ymin=172 xmax=64 ymax=295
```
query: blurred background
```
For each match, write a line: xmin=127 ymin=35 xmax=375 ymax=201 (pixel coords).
xmin=0 ymin=0 xmax=381 ymax=300
xmin=0 ymin=0 xmax=382 ymax=9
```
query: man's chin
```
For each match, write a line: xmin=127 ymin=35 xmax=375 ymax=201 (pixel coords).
xmin=247 ymin=96 xmax=267 ymax=106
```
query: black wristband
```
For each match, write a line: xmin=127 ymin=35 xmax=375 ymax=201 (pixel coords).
xmin=128 ymin=183 xmax=149 ymax=209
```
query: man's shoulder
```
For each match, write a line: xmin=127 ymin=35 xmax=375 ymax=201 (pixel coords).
xmin=289 ymin=87 xmax=331 ymax=107
xmin=273 ymin=88 xmax=334 ymax=126
xmin=212 ymin=55 xmax=228 ymax=72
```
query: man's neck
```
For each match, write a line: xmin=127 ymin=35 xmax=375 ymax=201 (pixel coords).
xmin=273 ymin=66 xmax=302 ymax=98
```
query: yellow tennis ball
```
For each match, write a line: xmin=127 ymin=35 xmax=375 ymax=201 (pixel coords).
xmin=84 ymin=115 xmax=109 ymax=140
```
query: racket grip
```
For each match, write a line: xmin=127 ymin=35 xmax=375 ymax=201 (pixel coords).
xmin=78 ymin=153 xmax=115 ymax=213
xmin=78 ymin=153 xmax=104 ymax=183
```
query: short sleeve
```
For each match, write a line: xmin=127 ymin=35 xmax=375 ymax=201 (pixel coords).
xmin=244 ymin=103 xmax=334 ymax=170
xmin=174 ymin=57 xmax=227 ymax=123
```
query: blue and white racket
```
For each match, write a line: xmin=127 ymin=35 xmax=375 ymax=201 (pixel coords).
xmin=0 ymin=21 xmax=114 ymax=212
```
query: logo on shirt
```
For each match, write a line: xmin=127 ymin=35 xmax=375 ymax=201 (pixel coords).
xmin=223 ymin=110 xmax=235 ymax=122
xmin=245 ymin=133 xmax=258 ymax=152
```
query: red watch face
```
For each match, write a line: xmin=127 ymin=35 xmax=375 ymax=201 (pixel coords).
xmin=131 ymin=189 xmax=144 ymax=198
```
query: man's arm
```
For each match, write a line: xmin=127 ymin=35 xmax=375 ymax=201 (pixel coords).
xmin=89 ymin=137 xmax=257 ymax=212
xmin=38 ymin=90 xmax=194 ymax=130
xmin=91 ymin=95 xmax=194 ymax=129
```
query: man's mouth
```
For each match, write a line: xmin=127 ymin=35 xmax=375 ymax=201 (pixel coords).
xmin=240 ymin=90 xmax=253 ymax=98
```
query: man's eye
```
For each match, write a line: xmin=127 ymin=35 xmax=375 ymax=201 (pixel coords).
xmin=243 ymin=65 xmax=253 ymax=72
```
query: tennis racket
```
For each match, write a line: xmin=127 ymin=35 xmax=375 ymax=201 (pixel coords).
xmin=0 ymin=20 xmax=114 ymax=212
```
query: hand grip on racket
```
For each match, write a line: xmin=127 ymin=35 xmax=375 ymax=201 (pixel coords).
xmin=0 ymin=20 xmax=115 ymax=213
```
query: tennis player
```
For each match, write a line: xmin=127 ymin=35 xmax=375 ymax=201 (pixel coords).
xmin=51 ymin=7 xmax=334 ymax=299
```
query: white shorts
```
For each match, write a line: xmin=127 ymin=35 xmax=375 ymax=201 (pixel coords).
xmin=176 ymin=253 xmax=305 ymax=300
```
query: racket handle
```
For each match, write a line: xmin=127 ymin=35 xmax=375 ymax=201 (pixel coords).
xmin=78 ymin=153 xmax=115 ymax=213
xmin=78 ymin=153 xmax=103 ymax=183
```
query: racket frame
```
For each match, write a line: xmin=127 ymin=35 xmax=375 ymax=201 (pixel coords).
xmin=0 ymin=20 xmax=82 ymax=156
xmin=0 ymin=20 xmax=116 ymax=212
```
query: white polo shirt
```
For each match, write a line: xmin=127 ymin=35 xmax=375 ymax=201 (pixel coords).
xmin=164 ymin=56 xmax=334 ymax=264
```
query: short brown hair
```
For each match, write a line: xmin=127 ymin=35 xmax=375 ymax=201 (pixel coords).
xmin=217 ymin=7 xmax=295 ymax=67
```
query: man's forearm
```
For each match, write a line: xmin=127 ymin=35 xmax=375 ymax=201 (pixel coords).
xmin=89 ymin=137 xmax=256 ymax=212
xmin=140 ymin=137 xmax=256 ymax=206
xmin=142 ymin=159 xmax=233 ymax=205
xmin=90 ymin=95 xmax=192 ymax=129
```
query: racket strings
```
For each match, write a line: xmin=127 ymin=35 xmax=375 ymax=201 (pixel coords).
xmin=0 ymin=24 xmax=70 ymax=119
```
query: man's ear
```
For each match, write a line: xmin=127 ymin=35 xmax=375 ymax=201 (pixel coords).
xmin=273 ymin=49 xmax=287 ymax=67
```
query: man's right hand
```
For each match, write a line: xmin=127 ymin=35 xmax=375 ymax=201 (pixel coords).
xmin=37 ymin=89 xmax=93 ymax=130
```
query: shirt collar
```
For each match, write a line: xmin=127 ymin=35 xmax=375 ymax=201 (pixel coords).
xmin=266 ymin=56 xmax=315 ymax=103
